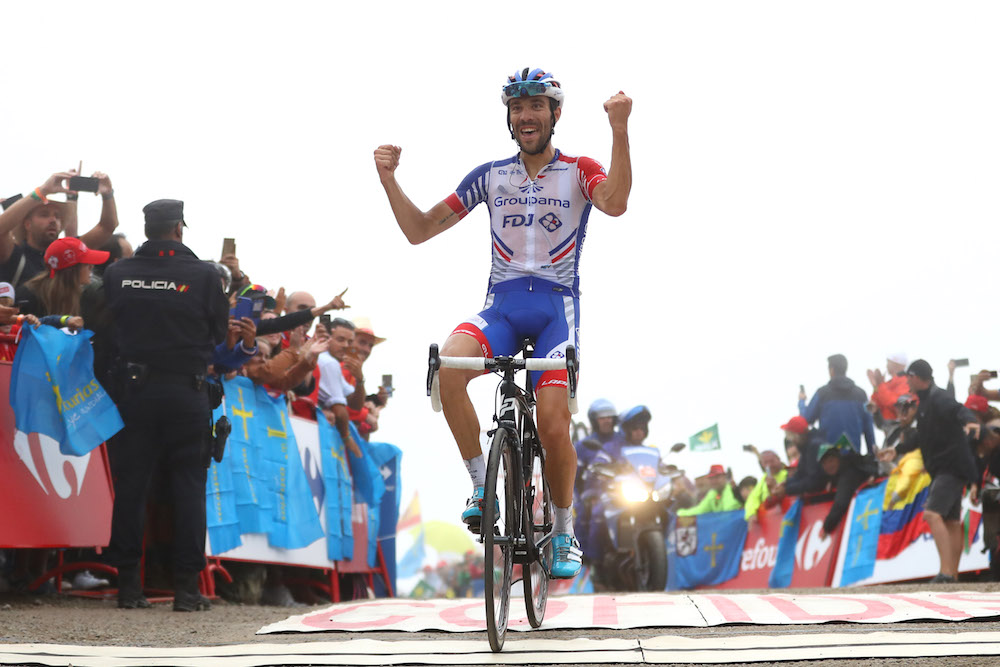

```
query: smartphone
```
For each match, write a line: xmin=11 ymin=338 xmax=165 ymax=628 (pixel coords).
xmin=319 ymin=314 xmax=332 ymax=330
xmin=221 ymin=237 xmax=236 ymax=258
xmin=382 ymin=374 xmax=394 ymax=397
xmin=799 ymin=384 xmax=805 ymax=393
xmin=952 ymin=358 xmax=970 ymax=368
xmin=991 ymin=371 xmax=999 ymax=379
xmin=741 ymin=444 xmax=754 ymax=452
xmin=1 ymin=194 xmax=23 ymax=211
xmin=68 ymin=176 xmax=100 ymax=193
xmin=231 ymin=296 xmax=254 ymax=322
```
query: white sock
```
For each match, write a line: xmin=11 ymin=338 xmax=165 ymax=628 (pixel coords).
xmin=464 ymin=455 xmax=486 ymax=488
xmin=554 ymin=506 xmax=574 ymax=536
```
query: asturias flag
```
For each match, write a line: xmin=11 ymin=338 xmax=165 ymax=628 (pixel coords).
xmin=316 ymin=410 xmax=355 ymax=561
xmin=667 ymin=509 xmax=746 ymax=589
xmin=839 ymin=480 xmax=887 ymax=586
xmin=768 ymin=497 xmax=802 ymax=588
xmin=10 ymin=325 xmax=123 ymax=456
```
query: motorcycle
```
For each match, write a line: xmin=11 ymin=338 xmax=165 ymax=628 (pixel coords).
xmin=580 ymin=444 xmax=674 ymax=591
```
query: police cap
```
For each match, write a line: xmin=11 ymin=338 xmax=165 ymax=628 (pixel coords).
xmin=143 ymin=199 xmax=188 ymax=226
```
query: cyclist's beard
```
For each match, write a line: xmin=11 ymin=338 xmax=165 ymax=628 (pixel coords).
xmin=515 ymin=122 xmax=554 ymax=156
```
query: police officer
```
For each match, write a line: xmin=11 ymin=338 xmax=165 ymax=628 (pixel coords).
xmin=103 ymin=199 xmax=229 ymax=611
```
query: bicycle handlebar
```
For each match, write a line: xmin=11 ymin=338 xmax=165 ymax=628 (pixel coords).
xmin=426 ymin=344 xmax=579 ymax=415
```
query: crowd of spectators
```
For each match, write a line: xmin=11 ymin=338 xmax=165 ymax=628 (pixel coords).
xmin=573 ymin=351 xmax=1000 ymax=585
xmin=0 ymin=170 xmax=393 ymax=603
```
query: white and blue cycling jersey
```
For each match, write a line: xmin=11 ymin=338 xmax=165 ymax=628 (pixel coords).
xmin=445 ymin=150 xmax=607 ymax=389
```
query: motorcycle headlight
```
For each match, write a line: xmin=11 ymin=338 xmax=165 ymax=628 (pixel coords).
xmin=621 ymin=479 xmax=650 ymax=503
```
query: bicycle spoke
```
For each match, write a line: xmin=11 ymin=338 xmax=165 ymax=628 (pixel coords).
xmin=523 ymin=441 xmax=550 ymax=628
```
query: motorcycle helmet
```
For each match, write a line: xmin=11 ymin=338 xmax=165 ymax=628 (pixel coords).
xmin=620 ymin=405 xmax=652 ymax=432
xmin=587 ymin=398 xmax=618 ymax=432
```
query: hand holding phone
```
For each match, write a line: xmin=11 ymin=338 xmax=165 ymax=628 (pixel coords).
xmin=221 ymin=238 xmax=236 ymax=259
xmin=382 ymin=374 xmax=394 ymax=398
xmin=68 ymin=176 xmax=100 ymax=193
xmin=952 ymin=358 xmax=970 ymax=368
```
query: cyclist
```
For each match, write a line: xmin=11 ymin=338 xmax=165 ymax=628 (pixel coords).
xmin=374 ymin=67 xmax=633 ymax=579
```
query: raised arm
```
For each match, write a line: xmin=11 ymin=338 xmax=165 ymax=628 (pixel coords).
xmin=0 ymin=172 xmax=74 ymax=263
xmin=374 ymin=144 xmax=461 ymax=245
xmin=590 ymin=92 xmax=632 ymax=217
xmin=78 ymin=172 xmax=119 ymax=249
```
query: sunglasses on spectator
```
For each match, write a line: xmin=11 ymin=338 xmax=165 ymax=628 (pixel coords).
xmin=504 ymin=81 xmax=556 ymax=99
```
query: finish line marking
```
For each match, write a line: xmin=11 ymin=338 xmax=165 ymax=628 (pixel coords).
xmin=3 ymin=632 xmax=1000 ymax=666
xmin=258 ymin=590 xmax=1000 ymax=634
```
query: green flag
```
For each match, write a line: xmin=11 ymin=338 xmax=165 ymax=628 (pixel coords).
xmin=690 ymin=424 xmax=721 ymax=452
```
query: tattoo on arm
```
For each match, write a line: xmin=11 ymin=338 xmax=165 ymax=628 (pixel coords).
xmin=436 ymin=211 xmax=455 ymax=226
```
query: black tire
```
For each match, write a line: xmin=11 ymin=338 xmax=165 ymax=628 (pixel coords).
xmin=523 ymin=444 xmax=551 ymax=628
xmin=484 ymin=428 xmax=516 ymax=652
xmin=635 ymin=530 xmax=668 ymax=592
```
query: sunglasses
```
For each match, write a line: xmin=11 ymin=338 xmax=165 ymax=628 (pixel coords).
xmin=503 ymin=81 xmax=554 ymax=99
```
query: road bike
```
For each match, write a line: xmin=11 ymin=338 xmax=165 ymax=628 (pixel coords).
xmin=427 ymin=341 xmax=578 ymax=652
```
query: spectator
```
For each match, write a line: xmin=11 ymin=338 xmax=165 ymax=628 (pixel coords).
xmin=969 ymin=369 xmax=1000 ymax=402
xmin=344 ymin=317 xmax=389 ymax=439
xmin=778 ymin=415 xmax=824 ymax=491
xmin=93 ymin=233 xmax=134 ymax=277
xmin=0 ymin=171 xmax=118 ymax=288
xmin=868 ymin=353 xmax=910 ymax=430
xmin=813 ymin=440 xmax=878 ymax=538
xmin=15 ymin=237 xmax=105 ymax=327
xmin=738 ymin=476 xmax=757 ymax=502
xmin=317 ymin=317 xmax=362 ymax=458
xmin=744 ymin=450 xmax=788 ymax=524
xmin=245 ymin=325 xmax=329 ymax=393
xmin=676 ymin=465 xmax=742 ymax=516
xmin=889 ymin=359 xmax=980 ymax=583
xmin=799 ymin=353 xmax=876 ymax=456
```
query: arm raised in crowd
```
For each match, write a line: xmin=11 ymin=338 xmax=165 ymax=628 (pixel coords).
xmin=255 ymin=291 xmax=350 ymax=336
xmin=77 ymin=172 xmax=119 ymax=249
xmin=0 ymin=172 xmax=74 ymax=263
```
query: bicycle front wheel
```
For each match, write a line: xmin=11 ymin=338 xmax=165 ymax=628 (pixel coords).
xmin=483 ymin=427 xmax=516 ymax=652
xmin=523 ymin=442 xmax=551 ymax=628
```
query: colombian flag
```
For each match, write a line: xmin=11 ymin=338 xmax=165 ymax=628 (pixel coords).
xmin=877 ymin=449 xmax=931 ymax=559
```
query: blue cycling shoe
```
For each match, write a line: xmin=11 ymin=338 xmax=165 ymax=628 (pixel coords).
xmin=461 ymin=487 xmax=499 ymax=534
xmin=549 ymin=533 xmax=583 ymax=579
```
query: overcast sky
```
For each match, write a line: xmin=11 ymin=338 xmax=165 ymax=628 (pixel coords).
xmin=4 ymin=1 xmax=999 ymax=526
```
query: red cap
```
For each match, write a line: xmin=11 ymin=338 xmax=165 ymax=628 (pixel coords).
xmin=43 ymin=237 xmax=109 ymax=277
xmin=965 ymin=395 xmax=989 ymax=414
xmin=781 ymin=415 xmax=809 ymax=434
xmin=707 ymin=464 xmax=726 ymax=477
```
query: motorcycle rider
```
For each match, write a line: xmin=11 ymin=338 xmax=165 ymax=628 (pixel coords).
xmin=575 ymin=399 xmax=620 ymax=474
xmin=577 ymin=405 xmax=653 ymax=571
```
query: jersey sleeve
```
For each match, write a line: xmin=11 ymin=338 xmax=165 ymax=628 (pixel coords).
xmin=576 ymin=156 xmax=608 ymax=202
xmin=444 ymin=161 xmax=492 ymax=220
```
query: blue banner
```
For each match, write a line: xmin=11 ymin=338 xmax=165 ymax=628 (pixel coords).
xmin=768 ymin=497 xmax=802 ymax=588
xmin=368 ymin=439 xmax=402 ymax=591
xmin=222 ymin=376 xmax=272 ymax=534
xmin=257 ymin=391 xmax=324 ymax=550
xmin=667 ymin=510 xmax=747 ymax=590
xmin=9 ymin=326 xmax=123 ymax=456
xmin=839 ymin=480 xmax=887 ymax=586
xmin=317 ymin=411 xmax=355 ymax=561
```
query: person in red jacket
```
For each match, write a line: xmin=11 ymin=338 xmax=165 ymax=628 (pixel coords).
xmin=868 ymin=353 xmax=910 ymax=430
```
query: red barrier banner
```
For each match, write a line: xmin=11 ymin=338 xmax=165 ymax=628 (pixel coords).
xmin=715 ymin=497 xmax=844 ymax=589
xmin=0 ymin=362 xmax=114 ymax=548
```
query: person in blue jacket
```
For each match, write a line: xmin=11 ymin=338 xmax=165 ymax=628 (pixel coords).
xmin=799 ymin=353 xmax=876 ymax=456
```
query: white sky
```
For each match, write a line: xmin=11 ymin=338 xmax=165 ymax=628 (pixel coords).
xmin=3 ymin=1 xmax=999 ymax=526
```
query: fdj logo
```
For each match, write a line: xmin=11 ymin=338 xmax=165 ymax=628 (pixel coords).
xmin=502 ymin=213 xmax=563 ymax=232
xmin=538 ymin=212 xmax=562 ymax=232
xmin=503 ymin=214 xmax=533 ymax=228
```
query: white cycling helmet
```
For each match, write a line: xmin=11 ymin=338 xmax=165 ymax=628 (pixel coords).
xmin=501 ymin=67 xmax=565 ymax=109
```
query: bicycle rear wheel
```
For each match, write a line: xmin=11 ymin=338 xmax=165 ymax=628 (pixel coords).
xmin=523 ymin=442 xmax=551 ymax=628
xmin=483 ymin=427 xmax=517 ymax=652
